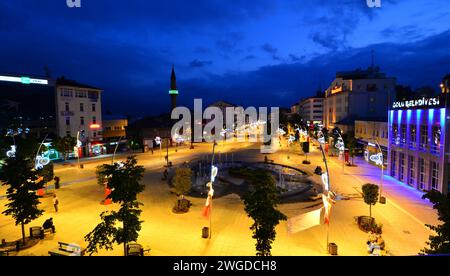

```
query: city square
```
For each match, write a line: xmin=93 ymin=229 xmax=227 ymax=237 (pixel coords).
xmin=1 ymin=0 xmax=450 ymax=259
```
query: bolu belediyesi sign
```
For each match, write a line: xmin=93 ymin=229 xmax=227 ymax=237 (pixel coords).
xmin=391 ymin=96 xmax=444 ymax=110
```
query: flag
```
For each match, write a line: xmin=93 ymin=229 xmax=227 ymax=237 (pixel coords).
xmin=202 ymin=195 xmax=211 ymax=217
xmin=202 ymin=184 xmax=214 ymax=218
xmin=287 ymin=208 xmax=322 ymax=234
xmin=322 ymin=192 xmax=336 ymax=225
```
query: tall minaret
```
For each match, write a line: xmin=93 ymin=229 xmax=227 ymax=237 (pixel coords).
xmin=169 ymin=65 xmax=178 ymax=112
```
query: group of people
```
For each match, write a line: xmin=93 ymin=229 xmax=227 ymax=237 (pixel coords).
xmin=367 ymin=231 xmax=386 ymax=256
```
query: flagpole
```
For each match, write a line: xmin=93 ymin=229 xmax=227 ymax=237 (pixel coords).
xmin=210 ymin=139 xmax=217 ymax=239
xmin=318 ymin=131 xmax=331 ymax=254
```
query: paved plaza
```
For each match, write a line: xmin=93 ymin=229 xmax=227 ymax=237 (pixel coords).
xmin=0 ymin=141 xmax=438 ymax=256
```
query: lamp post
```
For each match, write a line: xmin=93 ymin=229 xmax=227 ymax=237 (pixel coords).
xmin=333 ymin=129 xmax=345 ymax=173
xmin=317 ymin=130 xmax=332 ymax=252
xmin=76 ymin=131 xmax=81 ymax=168
xmin=369 ymin=139 xmax=385 ymax=203
xmin=209 ymin=139 xmax=218 ymax=239
xmin=112 ymin=135 xmax=124 ymax=164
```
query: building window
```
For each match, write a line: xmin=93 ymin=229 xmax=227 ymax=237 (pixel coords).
xmin=392 ymin=124 xmax=399 ymax=144
xmin=61 ymin=88 xmax=73 ymax=97
xmin=65 ymin=117 xmax=70 ymax=126
xmin=88 ymin=91 xmax=98 ymax=100
xmin=420 ymin=125 xmax=428 ymax=151
xmin=408 ymin=156 xmax=415 ymax=187
xmin=92 ymin=104 xmax=96 ymax=112
xmin=410 ymin=125 xmax=417 ymax=148
xmin=65 ymin=102 xmax=70 ymax=112
xmin=93 ymin=132 xmax=97 ymax=138
xmin=367 ymin=84 xmax=377 ymax=91
xmin=92 ymin=116 xmax=97 ymax=124
xmin=431 ymin=126 xmax=441 ymax=154
xmin=80 ymin=117 xmax=84 ymax=125
xmin=114 ymin=126 xmax=122 ymax=130
xmin=399 ymin=153 xmax=405 ymax=182
xmin=390 ymin=150 xmax=397 ymax=177
xmin=80 ymin=103 xmax=84 ymax=112
xmin=75 ymin=89 xmax=87 ymax=98
xmin=430 ymin=161 xmax=439 ymax=190
xmin=66 ymin=131 xmax=71 ymax=137
xmin=400 ymin=124 xmax=407 ymax=145
xmin=418 ymin=158 xmax=425 ymax=190
xmin=105 ymin=127 xmax=112 ymax=131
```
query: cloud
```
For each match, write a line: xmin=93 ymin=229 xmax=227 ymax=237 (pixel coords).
xmin=241 ymin=55 xmax=257 ymax=61
xmin=189 ymin=59 xmax=213 ymax=68
xmin=261 ymin=43 xmax=278 ymax=55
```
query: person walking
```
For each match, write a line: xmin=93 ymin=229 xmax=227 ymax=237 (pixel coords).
xmin=53 ymin=194 xmax=59 ymax=212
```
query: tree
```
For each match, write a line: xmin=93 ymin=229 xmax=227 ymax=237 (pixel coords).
xmin=53 ymin=135 xmax=77 ymax=161
xmin=173 ymin=167 xmax=192 ymax=197
xmin=420 ymin=190 xmax=450 ymax=255
xmin=38 ymin=162 xmax=54 ymax=191
xmin=242 ymin=169 xmax=287 ymax=256
xmin=0 ymin=156 xmax=44 ymax=245
xmin=362 ymin=183 xmax=379 ymax=218
xmin=343 ymin=131 xmax=358 ymax=166
xmin=85 ymin=156 xmax=145 ymax=256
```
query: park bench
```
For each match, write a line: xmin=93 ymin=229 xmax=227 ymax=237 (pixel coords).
xmin=126 ymin=243 xmax=151 ymax=256
xmin=48 ymin=242 xmax=86 ymax=256
xmin=29 ymin=226 xmax=54 ymax=240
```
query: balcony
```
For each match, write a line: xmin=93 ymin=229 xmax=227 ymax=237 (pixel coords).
xmin=419 ymin=143 xmax=428 ymax=152
xmin=430 ymin=144 xmax=441 ymax=155
xmin=408 ymin=141 xmax=418 ymax=150
xmin=60 ymin=111 xmax=74 ymax=116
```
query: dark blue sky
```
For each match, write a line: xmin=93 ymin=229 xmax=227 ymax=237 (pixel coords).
xmin=1 ymin=0 xmax=450 ymax=116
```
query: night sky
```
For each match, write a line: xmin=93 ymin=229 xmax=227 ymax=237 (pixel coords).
xmin=1 ymin=0 xmax=450 ymax=116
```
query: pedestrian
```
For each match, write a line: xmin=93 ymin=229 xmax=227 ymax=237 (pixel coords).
xmin=43 ymin=217 xmax=56 ymax=233
xmin=54 ymin=176 xmax=60 ymax=189
xmin=53 ymin=194 xmax=59 ymax=212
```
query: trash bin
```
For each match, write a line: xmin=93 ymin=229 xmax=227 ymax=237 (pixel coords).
xmin=202 ymin=227 xmax=209 ymax=239
xmin=328 ymin=243 xmax=338 ymax=255
xmin=379 ymin=196 xmax=386 ymax=204
xmin=30 ymin=226 xmax=43 ymax=239
xmin=79 ymin=164 xmax=84 ymax=169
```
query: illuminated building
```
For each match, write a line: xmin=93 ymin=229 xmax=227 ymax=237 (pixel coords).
xmin=299 ymin=97 xmax=324 ymax=125
xmin=323 ymin=66 xmax=396 ymax=133
xmin=388 ymin=94 xmax=449 ymax=195
xmin=55 ymin=77 xmax=104 ymax=157
xmin=103 ymin=115 xmax=128 ymax=153
xmin=355 ymin=119 xmax=388 ymax=165
xmin=0 ymin=74 xmax=55 ymax=137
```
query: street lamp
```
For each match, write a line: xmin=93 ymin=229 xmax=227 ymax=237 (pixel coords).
xmin=316 ymin=130 xmax=334 ymax=253
xmin=368 ymin=140 xmax=385 ymax=204
xmin=333 ymin=129 xmax=345 ymax=173
xmin=112 ymin=135 xmax=124 ymax=164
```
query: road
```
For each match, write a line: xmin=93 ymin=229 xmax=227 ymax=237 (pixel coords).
xmin=0 ymin=140 xmax=438 ymax=256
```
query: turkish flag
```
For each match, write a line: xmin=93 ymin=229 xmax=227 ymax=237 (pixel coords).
xmin=104 ymin=187 xmax=112 ymax=205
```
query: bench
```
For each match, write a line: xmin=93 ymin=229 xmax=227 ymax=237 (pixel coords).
xmin=49 ymin=242 xmax=86 ymax=256
xmin=30 ymin=226 xmax=54 ymax=240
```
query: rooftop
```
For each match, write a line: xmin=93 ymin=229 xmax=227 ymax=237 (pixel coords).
xmin=56 ymin=77 xmax=102 ymax=90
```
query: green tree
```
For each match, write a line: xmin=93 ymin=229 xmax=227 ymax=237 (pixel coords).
xmin=173 ymin=167 xmax=192 ymax=197
xmin=38 ymin=162 xmax=54 ymax=188
xmin=362 ymin=183 xmax=379 ymax=218
xmin=420 ymin=190 xmax=450 ymax=255
xmin=95 ymin=164 xmax=109 ymax=186
xmin=54 ymin=136 xmax=77 ymax=161
xmin=0 ymin=156 xmax=44 ymax=245
xmin=343 ymin=131 xmax=358 ymax=166
xmin=242 ymin=169 xmax=287 ymax=256
xmin=85 ymin=156 xmax=145 ymax=256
